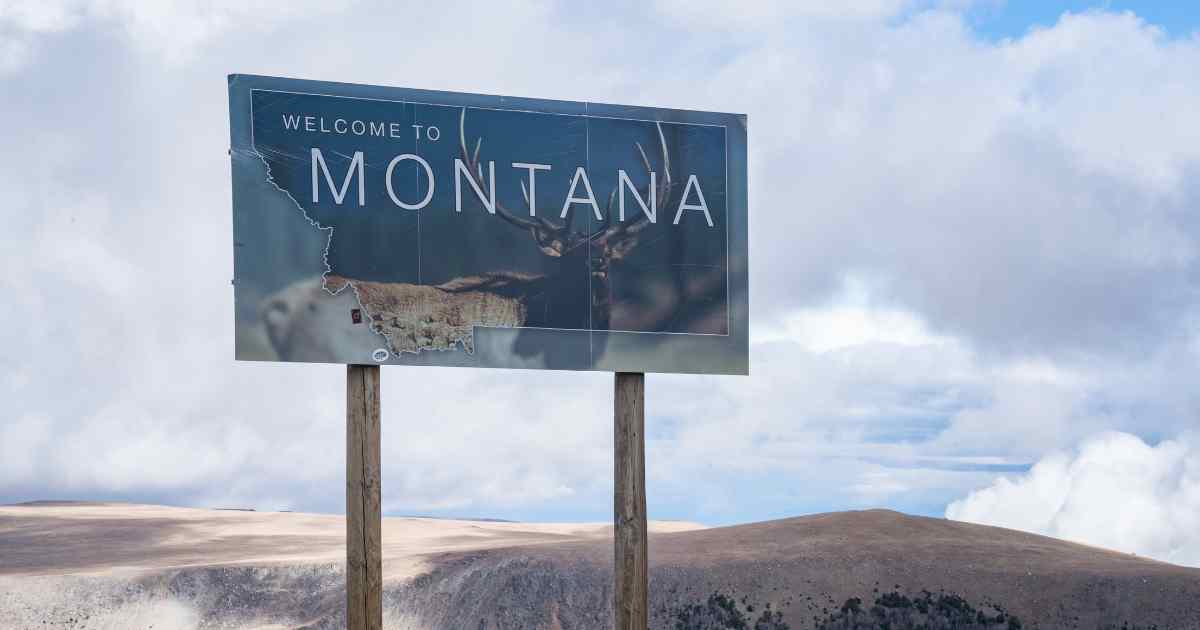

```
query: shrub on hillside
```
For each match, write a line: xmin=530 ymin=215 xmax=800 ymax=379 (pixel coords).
xmin=671 ymin=591 xmax=790 ymax=630
xmin=815 ymin=590 xmax=1020 ymax=630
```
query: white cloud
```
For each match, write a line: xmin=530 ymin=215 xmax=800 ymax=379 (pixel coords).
xmin=0 ymin=0 xmax=78 ymax=75
xmin=0 ymin=0 xmax=350 ymax=69
xmin=947 ymin=432 xmax=1200 ymax=566
xmin=653 ymin=0 xmax=917 ymax=30
xmin=752 ymin=275 xmax=954 ymax=352
xmin=0 ymin=1 xmax=82 ymax=32
xmin=87 ymin=0 xmax=352 ymax=62
xmin=705 ymin=8 xmax=1200 ymax=359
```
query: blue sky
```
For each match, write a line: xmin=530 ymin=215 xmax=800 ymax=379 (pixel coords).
xmin=967 ymin=1 xmax=1199 ymax=39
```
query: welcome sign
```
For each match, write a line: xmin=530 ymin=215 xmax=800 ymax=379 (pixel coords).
xmin=228 ymin=74 xmax=748 ymax=374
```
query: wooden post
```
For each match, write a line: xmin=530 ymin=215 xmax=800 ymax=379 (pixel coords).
xmin=614 ymin=371 xmax=648 ymax=630
xmin=346 ymin=364 xmax=382 ymax=630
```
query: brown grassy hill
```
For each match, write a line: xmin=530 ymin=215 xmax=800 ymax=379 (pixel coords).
xmin=1 ymin=503 xmax=1198 ymax=629
xmin=397 ymin=510 xmax=1200 ymax=629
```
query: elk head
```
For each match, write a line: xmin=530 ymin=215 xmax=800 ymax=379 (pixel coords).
xmin=455 ymin=108 xmax=673 ymax=335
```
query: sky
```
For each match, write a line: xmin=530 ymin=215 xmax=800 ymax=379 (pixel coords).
xmin=1 ymin=1 xmax=1199 ymax=567
xmin=967 ymin=0 xmax=1200 ymax=40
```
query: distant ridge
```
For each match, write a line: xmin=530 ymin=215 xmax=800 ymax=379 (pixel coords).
xmin=11 ymin=500 xmax=101 ymax=507
xmin=5 ymin=500 xmax=518 ymax=522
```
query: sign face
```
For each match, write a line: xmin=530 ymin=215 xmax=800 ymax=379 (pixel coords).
xmin=228 ymin=74 xmax=748 ymax=374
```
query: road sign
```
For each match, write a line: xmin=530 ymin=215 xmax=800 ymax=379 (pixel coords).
xmin=229 ymin=74 xmax=748 ymax=374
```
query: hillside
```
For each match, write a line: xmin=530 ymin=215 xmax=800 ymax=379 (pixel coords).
xmin=1 ymin=502 xmax=1197 ymax=629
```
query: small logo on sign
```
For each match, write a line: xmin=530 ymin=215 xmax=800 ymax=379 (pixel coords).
xmin=372 ymin=348 xmax=390 ymax=363
xmin=351 ymin=308 xmax=363 ymax=324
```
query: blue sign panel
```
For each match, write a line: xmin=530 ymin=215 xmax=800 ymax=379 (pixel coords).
xmin=228 ymin=74 xmax=748 ymax=374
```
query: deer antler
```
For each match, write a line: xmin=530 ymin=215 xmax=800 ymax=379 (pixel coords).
xmin=458 ymin=108 xmax=671 ymax=263
xmin=459 ymin=109 xmax=571 ymax=257
xmin=587 ymin=121 xmax=672 ymax=259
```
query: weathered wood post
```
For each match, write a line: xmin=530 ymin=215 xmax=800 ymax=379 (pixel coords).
xmin=614 ymin=371 xmax=648 ymax=630
xmin=346 ymin=364 xmax=382 ymax=630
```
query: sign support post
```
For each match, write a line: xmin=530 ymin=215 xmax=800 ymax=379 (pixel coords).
xmin=614 ymin=371 xmax=648 ymax=630
xmin=346 ymin=364 xmax=382 ymax=630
